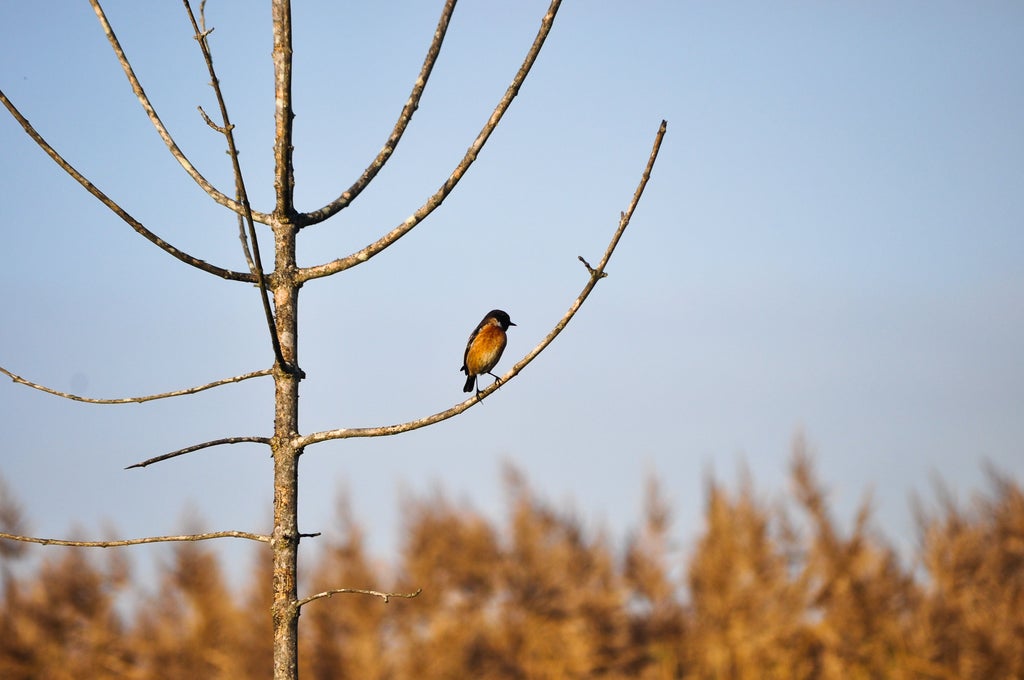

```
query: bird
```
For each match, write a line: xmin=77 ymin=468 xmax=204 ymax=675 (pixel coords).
xmin=461 ymin=309 xmax=516 ymax=395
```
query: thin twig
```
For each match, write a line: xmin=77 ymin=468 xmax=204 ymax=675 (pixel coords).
xmin=297 ymin=587 xmax=422 ymax=608
xmin=197 ymin=105 xmax=231 ymax=134
xmin=296 ymin=0 xmax=563 ymax=283
xmin=127 ymin=436 xmax=271 ymax=469
xmin=88 ymin=0 xmax=269 ymax=223
xmin=0 ymin=366 xmax=271 ymax=404
xmin=577 ymin=255 xmax=607 ymax=278
xmin=236 ymin=211 xmax=259 ymax=274
xmin=301 ymin=0 xmax=458 ymax=227
xmin=182 ymin=0 xmax=289 ymax=373
xmin=0 ymin=89 xmax=253 ymax=282
xmin=296 ymin=120 xmax=667 ymax=448
xmin=0 ymin=530 xmax=270 ymax=547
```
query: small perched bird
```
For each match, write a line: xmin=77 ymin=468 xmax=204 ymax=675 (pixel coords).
xmin=461 ymin=309 xmax=516 ymax=395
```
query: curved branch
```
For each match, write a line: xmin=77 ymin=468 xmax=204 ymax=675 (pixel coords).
xmin=300 ymin=0 xmax=458 ymax=227
xmin=127 ymin=436 xmax=272 ymax=469
xmin=0 ymin=530 xmax=270 ymax=547
xmin=88 ymin=0 xmax=269 ymax=223
xmin=0 ymin=89 xmax=255 ymax=283
xmin=297 ymin=120 xmax=667 ymax=449
xmin=297 ymin=587 xmax=422 ymax=608
xmin=297 ymin=397 xmax=480 ymax=446
xmin=296 ymin=0 xmax=563 ymax=283
xmin=0 ymin=366 xmax=272 ymax=404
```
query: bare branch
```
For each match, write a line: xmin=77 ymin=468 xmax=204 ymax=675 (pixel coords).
xmin=0 ymin=366 xmax=271 ymax=404
xmin=182 ymin=0 xmax=290 ymax=373
xmin=296 ymin=0 xmax=563 ymax=283
xmin=0 ymin=89 xmax=254 ymax=282
xmin=297 ymin=399 xmax=477 ymax=446
xmin=597 ymin=121 xmax=668 ymax=274
xmin=297 ymin=120 xmax=667 ymax=449
xmin=88 ymin=0 xmax=270 ymax=223
xmin=0 ymin=530 xmax=269 ymax=547
xmin=127 ymin=436 xmax=271 ymax=470
xmin=297 ymin=587 xmax=422 ymax=608
xmin=300 ymin=0 xmax=458 ymax=227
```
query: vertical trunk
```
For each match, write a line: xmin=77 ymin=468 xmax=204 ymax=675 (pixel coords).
xmin=268 ymin=220 xmax=299 ymax=675
xmin=271 ymin=1 xmax=299 ymax=677
xmin=272 ymin=0 xmax=295 ymax=218
xmin=270 ymin=222 xmax=300 ymax=680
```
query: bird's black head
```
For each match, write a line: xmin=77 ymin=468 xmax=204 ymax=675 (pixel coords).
xmin=487 ymin=309 xmax=516 ymax=330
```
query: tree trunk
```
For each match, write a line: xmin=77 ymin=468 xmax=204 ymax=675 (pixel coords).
xmin=270 ymin=228 xmax=300 ymax=678
xmin=270 ymin=2 xmax=300 ymax=674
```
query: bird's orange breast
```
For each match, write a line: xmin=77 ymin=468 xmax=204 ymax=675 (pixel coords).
xmin=466 ymin=324 xmax=508 ymax=375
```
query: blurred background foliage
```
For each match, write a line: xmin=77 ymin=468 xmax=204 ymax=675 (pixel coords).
xmin=1 ymin=441 xmax=1021 ymax=679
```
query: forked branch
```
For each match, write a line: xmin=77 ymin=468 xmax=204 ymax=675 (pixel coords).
xmin=0 ymin=366 xmax=271 ymax=404
xmin=296 ymin=120 xmax=667 ymax=449
xmin=0 ymin=530 xmax=270 ymax=547
xmin=296 ymin=0 xmax=563 ymax=282
xmin=0 ymin=89 xmax=254 ymax=282
xmin=89 ymin=0 xmax=269 ymax=223
xmin=300 ymin=0 xmax=458 ymax=227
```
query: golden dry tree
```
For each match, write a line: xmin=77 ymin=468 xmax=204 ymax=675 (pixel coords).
xmin=914 ymin=465 xmax=1024 ymax=678
xmin=789 ymin=441 xmax=921 ymax=679
xmin=685 ymin=466 xmax=814 ymax=680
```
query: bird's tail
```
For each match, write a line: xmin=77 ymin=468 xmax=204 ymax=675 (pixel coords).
xmin=463 ymin=373 xmax=476 ymax=393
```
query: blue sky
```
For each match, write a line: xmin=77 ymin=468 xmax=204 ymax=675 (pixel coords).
xmin=1 ymin=2 xmax=1022 ymax=586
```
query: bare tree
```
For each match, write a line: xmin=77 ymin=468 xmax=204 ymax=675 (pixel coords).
xmin=0 ymin=1 xmax=665 ymax=677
